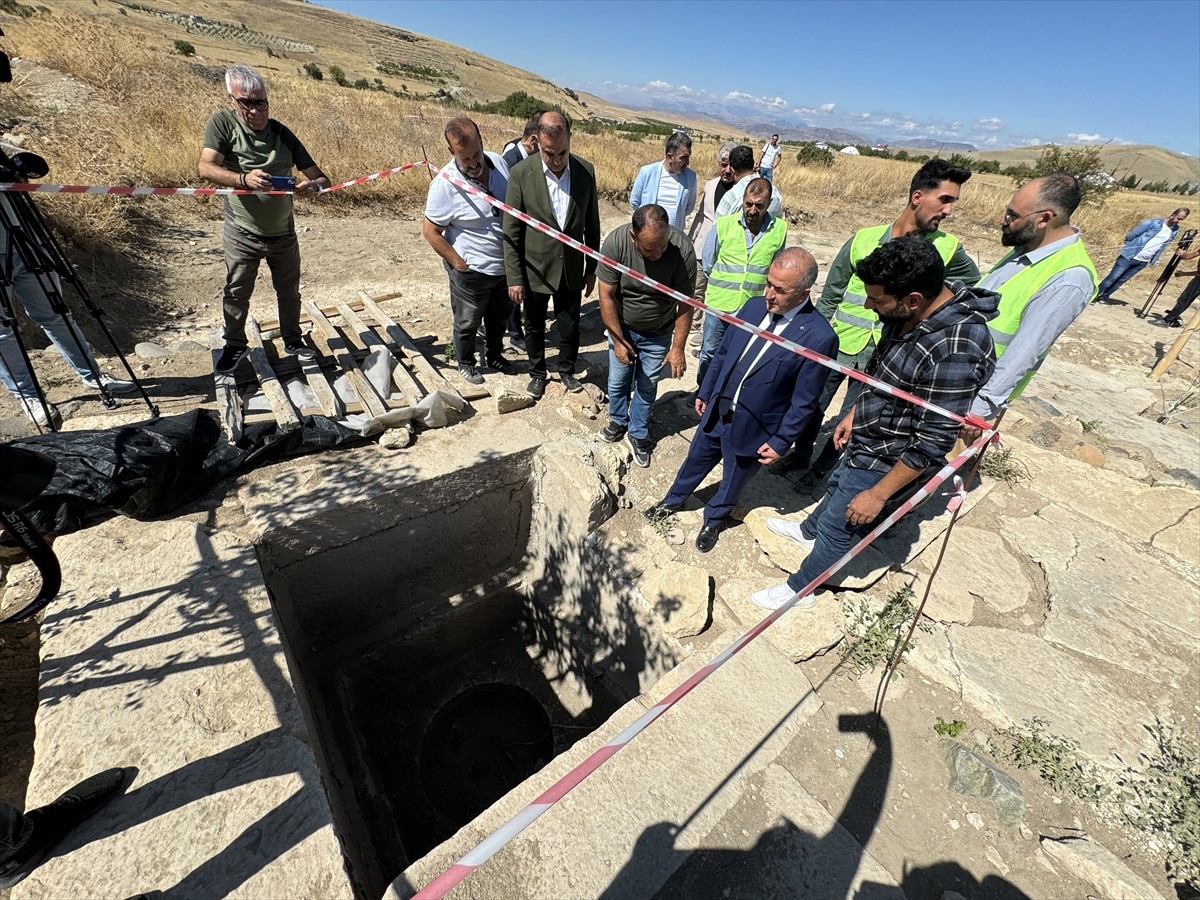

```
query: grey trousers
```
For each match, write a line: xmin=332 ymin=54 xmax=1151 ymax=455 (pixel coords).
xmin=445 ymin=263 xmax=510 ymax=366
xmin=221 ymin=218 xmax=302 ymax=349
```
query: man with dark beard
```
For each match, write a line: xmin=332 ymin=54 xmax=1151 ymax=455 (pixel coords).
xmin=960 ymin=172 xmax=1097 ymax=441
xmin=753 ymin=237 xmax=997 ymax=611
xmin=787 ymin=158 xmax=979 ymax=481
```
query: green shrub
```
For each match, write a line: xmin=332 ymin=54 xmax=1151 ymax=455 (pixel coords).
xmin=172 ymin=39 xmax=195 ymax=57
xmin=303 ymin=62 xmax=323 ymax=80
xmin=795 ymin=144 xmax=834 ymax=168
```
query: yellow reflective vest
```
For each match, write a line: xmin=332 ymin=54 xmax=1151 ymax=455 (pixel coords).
xmin=705 ymin=213 xmax=787 ymax=312
xmin=831 ymin=224 xmax=961 ymax=355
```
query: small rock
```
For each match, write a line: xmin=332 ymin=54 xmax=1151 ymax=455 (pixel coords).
xmin=1072 ymin=443 xmax=1106 ymax=467
xmin=942 ymin=741 xmax=1025 ymax=826
xmin=1029 ymin=421 xmax=1063 ymax=448
xmin=639 ymin=562 xmax=711 ymax=638
xmin=947 ymin=819 xmax=960 ymax=830
xmin=985 ymin=846 xmax=1009 ymax=875
xmin=581 ymin=382 xmax=607 ymax=404
xmin=176 ymin=340 xmax=208 ymax=352
xmin=966 ymin=812 xmax=984 ymax=830
xmin=495 ymin=389 xmax=535 ymax=414
xmin=378 ymin=427 xmax=413 ymax=450
xmin=134 ymin=341 xmax=171 ymax=359
xmin=664 ymin=526 xmax=686 ymax=546
xmin=1019 ymin=824 xmax=1033 ymax=840
xmin=139 ymin=364 xmax=151 ymax=373
xmin=1040 ymin=836 xmax=1164 ymax=900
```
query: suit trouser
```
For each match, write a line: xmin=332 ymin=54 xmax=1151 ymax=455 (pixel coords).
xmin=524 ymin=283 xmax=581 ymax=377
xmin=662 ymin=417 xmax=760 ymax=527
xmin=222 ymin=219 xmax=302 ymax=349
xmin=445 ymin=264 xmax=510 ymax=366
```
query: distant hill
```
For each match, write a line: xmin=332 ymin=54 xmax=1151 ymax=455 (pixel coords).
xmin=890 ymin=139 xmax=979 ymax=153
xmin=962 ymin=144 xmax=1198 ymax=187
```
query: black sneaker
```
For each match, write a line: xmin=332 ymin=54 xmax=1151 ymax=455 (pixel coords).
xmin=214 ymin=346 xmax=246 ymax=373
xmin=627 ymin=433 xmax=652 ymax=468
xmin=457 ymin=364 xmax=484 ymax=385
xmin=509 ymin=335 xmax=526 ymax=352
xmin=0 ymin=767 xmax=136 ymax=889
xmin=285 ymin=340 xmax=317 ymax=362
xmin=487 ymin=357 xmax=515 ymax=375
xmin=527 ymin=375 xmax=546 ymax=398
xmin=560 ymin=372 xmax=583 ymax=393
xmin=600 ymin=422 xmax=626 ymax=442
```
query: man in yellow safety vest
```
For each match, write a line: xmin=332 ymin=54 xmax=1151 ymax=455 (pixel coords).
xmin=787 ymin=158 xmax=980 ymax=483
xmin=960 ymin=172 xmax=1098 ymax=442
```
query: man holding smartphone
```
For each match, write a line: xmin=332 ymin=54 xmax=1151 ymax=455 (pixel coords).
xmin=198 ymin=64 xmax=330 ymax=372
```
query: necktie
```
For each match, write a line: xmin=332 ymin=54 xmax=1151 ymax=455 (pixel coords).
xmin=717 ymin=314 xmax=783 ymax=415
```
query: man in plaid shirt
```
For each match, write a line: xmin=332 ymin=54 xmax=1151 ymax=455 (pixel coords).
xmin=754 ymin=236 xmax=998 ymax=611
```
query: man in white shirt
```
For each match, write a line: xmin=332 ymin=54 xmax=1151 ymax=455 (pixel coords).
xmin=629 ymin=132 xmax=697 ymax=229
xmin=757 ymin=133 xmax=782 ymax=182
xmin=423 ymin=116 xmax=513 ymax=385
xmin=715 ymin=145 xmax=784 ymax=219
xmin=1096 ymin=207 xmax=1190 ymax=302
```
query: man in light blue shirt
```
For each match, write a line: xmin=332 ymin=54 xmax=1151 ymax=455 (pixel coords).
xmin=629 ymin=132 xmax=697 ymax=229
xmin=1096 ymin=207 xmax=1190 ymax=302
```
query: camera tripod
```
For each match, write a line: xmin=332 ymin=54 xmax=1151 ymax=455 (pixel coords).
xmin=1134 ymin=228 xmax=1197 ymax=319
xmin=0 ymin=175 xmax=158 ymax=431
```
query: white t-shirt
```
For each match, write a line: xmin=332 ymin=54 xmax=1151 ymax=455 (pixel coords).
xmin=424 ymin=151 xmax=509 ymax=275
xmin=1134 ymin=224 xmax=1173 ymax=262
xmin=760 ymin=143 xmax=782 ymax=170
xmin=656 ymin=169 xmax=685 ymax=226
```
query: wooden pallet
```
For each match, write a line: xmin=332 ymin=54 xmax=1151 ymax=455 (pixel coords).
xmin=212 ymin=290 xmax=469 ymax=440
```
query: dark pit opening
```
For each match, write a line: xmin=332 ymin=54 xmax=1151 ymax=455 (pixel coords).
xmin=257 ymin=449 xmax=677 ymax=899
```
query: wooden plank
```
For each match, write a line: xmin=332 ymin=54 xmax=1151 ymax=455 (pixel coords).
xmin=211 ymin=350 xmax=243 ymax=442
xmin=1150 ymin=306 xmax=1200 ymax=380
xmin=358 ymin=290 xmax=467 ymax=405
xmin=245 ymin=317 xmax=302 ymax=432
xmin=335 ymin=301 xmax=418 ymax=408
xmin=298 ymin=351 xmax=343 ymax=419
xmin=304 ymin=301 xmax=389 ymax=419
xmin=258 ymin=297 xmax=366 ymax=333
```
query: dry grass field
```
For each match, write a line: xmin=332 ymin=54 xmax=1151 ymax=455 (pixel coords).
xmin=2 ymin=2 xmax=1193 ymax=279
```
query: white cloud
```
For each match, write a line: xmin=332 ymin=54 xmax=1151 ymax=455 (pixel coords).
xmin=647 ymin=80 xmax=671 ymax=89
xmin=819 ymin=102 xmax=836 ymax=113
xmin=1067 ymin=132 xmax=1102 ymax=142
xmin=975 ymin=117 xmax=1006 ymax=131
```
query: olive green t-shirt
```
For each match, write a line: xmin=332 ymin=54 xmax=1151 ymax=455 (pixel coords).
xmin=597 ymin=225 xmax=697 ymax=334
xmin=202 ymin=108 xmax=315 ymax=237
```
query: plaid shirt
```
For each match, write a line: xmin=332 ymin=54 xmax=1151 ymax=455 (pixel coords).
xmin=847 ymin=283 xmax=998 ymax=473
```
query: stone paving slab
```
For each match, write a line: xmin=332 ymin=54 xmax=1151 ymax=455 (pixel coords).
xmin=392 ymin=628 xmax=828 ymax=899
xmin=906 ymin=626 xmax=1158 ymax=767
xmin=16 ymin=517 xmax=352 ymax=900
xmin=907 ymin=526 xmax=1033 ymax=624
xmin=717 ymin=577 xmax=845 ymax=662
xmin=1012 ymin=438 xmax=1198 ymax=543
xmin=1004 ymin=505 xmax=1199 ymax=685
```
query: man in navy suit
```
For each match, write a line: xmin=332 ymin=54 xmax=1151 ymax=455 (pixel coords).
xmin=645 ymin=247 xmax=837 ymax=552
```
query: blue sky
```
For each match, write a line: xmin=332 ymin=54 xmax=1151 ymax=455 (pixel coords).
xmin=317 ymin=0 xmax=1200 ymax=157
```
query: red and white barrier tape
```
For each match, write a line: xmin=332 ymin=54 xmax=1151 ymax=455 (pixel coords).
xmin=0 ymin=160 xmax=431 ymax=196
xmin=434 ymin=167 xmax=991 ymax=434
xmin=412 ymin=430 xmax=996 ymax=899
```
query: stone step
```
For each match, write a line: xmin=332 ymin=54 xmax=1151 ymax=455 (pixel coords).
xmin=391 ymin=628 xmax=902 ymax=899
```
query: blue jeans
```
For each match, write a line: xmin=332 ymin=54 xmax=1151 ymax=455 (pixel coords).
xmin=1097 ymin=256 xmax=1148 ymax=299
xmin=0 ymin=211 xmax=99 ymax=402
xmin=697 ymin=311 xmax=730 ymax=388
xmin=759 ymin=167 xmax=774 ymax=183
xmin=786 ymin=460 xmax=886 ymax=594
xmin=608 ymin=327 xmax=672 ymax=439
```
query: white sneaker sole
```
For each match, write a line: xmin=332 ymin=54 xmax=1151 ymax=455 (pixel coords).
xmin=765 ymin=517 xmax=815 ymax=550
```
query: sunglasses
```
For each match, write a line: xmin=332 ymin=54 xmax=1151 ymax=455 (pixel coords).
xmin=230 ymin=95 xmax=269 ymax=110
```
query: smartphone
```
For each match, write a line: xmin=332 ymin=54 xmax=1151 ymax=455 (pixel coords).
xmin=269 ymin=175 xmax=296 ymax=191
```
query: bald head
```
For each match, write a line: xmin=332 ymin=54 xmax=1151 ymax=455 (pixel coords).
xmin=773 ymin=247 xmax=818 ymax=293
xmin=537 ymin=110 xmax=571 ymax=176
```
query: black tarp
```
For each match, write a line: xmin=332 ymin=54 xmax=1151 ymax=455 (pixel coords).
xmin=7 ymin=409 xmax=361 ymax=536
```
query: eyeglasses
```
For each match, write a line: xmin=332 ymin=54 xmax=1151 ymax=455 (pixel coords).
xmin=1002 ymin=207 xmax=1052 ymax=223
xmin=230 ymin=95 xmax=269 ymax=110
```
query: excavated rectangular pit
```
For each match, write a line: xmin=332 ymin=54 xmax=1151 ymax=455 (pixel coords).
xmin=257 ymin=448 xmax=679 ymax=900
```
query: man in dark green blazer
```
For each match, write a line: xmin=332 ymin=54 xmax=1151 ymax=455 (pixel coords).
xmin=502 ymin=111 xmax=602 ymax=398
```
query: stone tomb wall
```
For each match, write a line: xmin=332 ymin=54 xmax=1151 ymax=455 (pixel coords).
xmin=256 ymin=447 xmax=682 ymax=899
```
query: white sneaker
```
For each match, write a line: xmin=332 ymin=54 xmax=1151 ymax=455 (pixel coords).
xmin=766 ymin=516 xmax=815 ymax=550
xmin=751 ymin=582 xmax=816 ymax=611
xmin=24 ymin=400 xmax=62 ymax=430
xmin=82 ymin=372 xmax=135 ymax=393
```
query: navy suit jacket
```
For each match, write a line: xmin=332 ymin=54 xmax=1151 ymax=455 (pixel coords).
xmin=699 ymin=296 xmax=838 ymax=457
